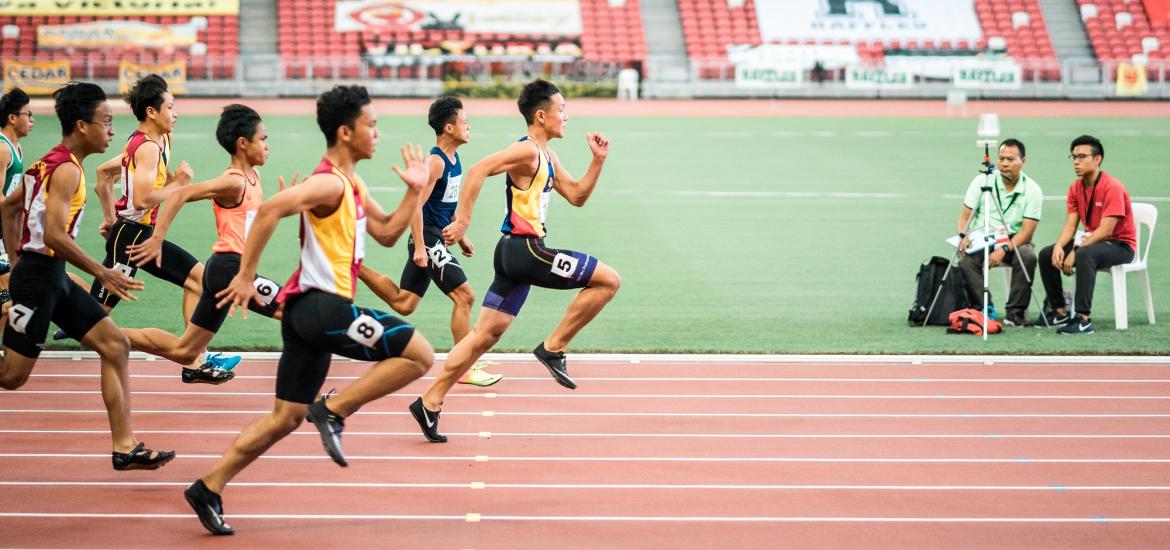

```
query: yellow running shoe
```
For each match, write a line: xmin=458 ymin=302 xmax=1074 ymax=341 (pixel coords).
xmin=458 ymin=361 xmax=503 ymax=387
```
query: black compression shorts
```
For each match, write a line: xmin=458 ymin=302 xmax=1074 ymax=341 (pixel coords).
xmin=189 ymin=252 xmax=281 ymax=332
xmin=91 ymin=218 xmax=199 ymax=307
xmin=482 ymin=234 xmax=598 ymax=317
xmin=399 ymin=225 xmax=468 ymax=297
xmin=4 ymin=252 xmax=109 ymax=358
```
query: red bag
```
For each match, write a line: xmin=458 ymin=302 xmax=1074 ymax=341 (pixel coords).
xmin=947 ymin=308 xmax=1003 ymax=335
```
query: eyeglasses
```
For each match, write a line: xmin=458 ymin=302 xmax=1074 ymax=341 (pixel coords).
xmin=85 ymin=119 xmax=114 ymax=130
xmin=1069 ymin=153 xmax=1093 ymax=161
xmin=17 ymin=111 xmax=33 ymax=119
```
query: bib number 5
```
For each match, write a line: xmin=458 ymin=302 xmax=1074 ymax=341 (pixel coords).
xmin=346 ymin=313 xmax=384 ymax=348
xmin=551 ymin=252 xmax=578 ymax=279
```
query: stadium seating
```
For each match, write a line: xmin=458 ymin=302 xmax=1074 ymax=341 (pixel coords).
xmin=1078 ymin=0 xmax=1170 ymax=62
xmin=0 ymin=15 xmax=238 ymax=79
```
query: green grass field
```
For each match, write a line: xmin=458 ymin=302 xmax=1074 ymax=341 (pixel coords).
xmin=21 ymin=108 xmax=1170 ymax=354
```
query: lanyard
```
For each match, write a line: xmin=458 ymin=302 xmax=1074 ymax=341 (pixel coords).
xmin=994 ymin=174 xmax=1022 ymax=215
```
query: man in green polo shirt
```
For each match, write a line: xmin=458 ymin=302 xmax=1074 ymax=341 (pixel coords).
xmin=1 ymin=87 xmax=34 ymax=265
xmin=954 ymin=138 xmax=1043 ymax=327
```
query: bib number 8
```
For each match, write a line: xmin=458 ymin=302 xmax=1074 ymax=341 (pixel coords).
xmin=252 ymin=276 xmax=279 ymax=306
xmin=346 ymin=313 xmax=384 ymax=348
xmin=7 ymin=304 xmax=34 ymax=334
xmin=551 ymin=252 xmax=578 ymax=279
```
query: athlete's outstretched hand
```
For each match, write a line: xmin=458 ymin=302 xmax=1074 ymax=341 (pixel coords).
xmin=392 ymin=144 xmax=428 ymax=191
xmin=215 ymin=273 xmax=258 ymax=319
xmin=170 ymin=161 xmax=194 ymax=185
xmin=277 ymin=170 xmax=301 ymax=191
xmin=442 ymin=216 xmax=468 ymax=246
xmin=458 ymin=236 xmax=475 ymax=257
xmin=127 ymin=235 xmax=165 ymax=268
xmin=97 ymin=266 xmax=144 ymax=303
xmin=586 ymin=132 xmax=609 ymax=160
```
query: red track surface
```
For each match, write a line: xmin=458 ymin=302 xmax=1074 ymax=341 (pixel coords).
xmin=1 ymin=358 xmax=1169 ymax=549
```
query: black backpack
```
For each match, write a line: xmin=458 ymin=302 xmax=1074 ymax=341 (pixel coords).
xmin=908 ymin=256 xmax=970 ymax=326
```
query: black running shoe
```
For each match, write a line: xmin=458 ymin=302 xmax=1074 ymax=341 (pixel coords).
xmin=52 ymin=328 xmax=71 ymax=341
xmin=306 ymin=396 xmax=348 ymax=467
xmin=1057 ymin=318 xmax=1094 ymax=334
xmin=185 ymin=479 xmax=234 ymax=536
xmin=181 ymin=363 xmax=236 ymax=385
xmin=111 ymin=442 xmax=175 ymax=471
xmin=408 ymin=397 xmax=447 ymax=443
xmin=1035 ymin=309 xmax=1072 ymax=327
xmin=534 ymin=343 xmax=576 ymax=390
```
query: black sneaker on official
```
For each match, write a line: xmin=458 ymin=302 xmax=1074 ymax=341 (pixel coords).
xmin=1004 ymin=311 xmax=1033 ymax=328
xmin=181 ymin=363 xmax=236 ymax=385
xmin=306 ymin=395 xmax=348 ymax=467
xmin=534 ymin=343 xmax=576 ymax=390
xmin=1036 ymin=309 xmax=1072 ymax=327
xmin=408 ymin=397 xmax=447 ymax=443
xmin=185 ymin=479 xmax=234 ymax=536
xmin=1057 ymin=318 xmax=1094 ymax=334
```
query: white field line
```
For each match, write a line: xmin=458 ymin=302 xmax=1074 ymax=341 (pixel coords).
xmin=6 ymin=391 xmax=1170 ymax=399
xmin=3 ymin=481 xmax=1170 ymax=491
xmin=27 ymin=374 xmax=1170 ymax=383
xmin=3 ymin=429 xmax=1170 ymax=439
xmin=4 ymin=409 xmax=1170 ymax=419
xmin=1 ymin=453 xmax=1169 ymax=463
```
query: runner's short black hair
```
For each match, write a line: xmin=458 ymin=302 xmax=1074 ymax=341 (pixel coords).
xmin=0 ymin=87 xmax=30 ymax=129
xmin=428 ymin=96 xmax=463 ymax=136
xmin=1070 ymin=135 xmax=1104 ymax=159
xmin=124 ymin=74 xmax=169 ymax=122
xmin=53 ymin=81 xmax=106 ymax=136
xmin=517 ymin=79 xmax=560 ymax=125
xmin=317 ymin=84 xmax=371 ymax=147
xmin=216 ymin=104 xmax=263 ymax=155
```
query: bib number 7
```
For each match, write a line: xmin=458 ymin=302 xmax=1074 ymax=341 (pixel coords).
xmin=346 ymin=313 xmax=384 ymax=348
xmin=7 ymin=304 xmax=34 ymax=334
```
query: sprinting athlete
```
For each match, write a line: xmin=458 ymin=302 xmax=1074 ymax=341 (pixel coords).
xmin=1 ymin=87 xmax=34 ymax=265
xmin=408 ymin=79 xmax=621 ymax=443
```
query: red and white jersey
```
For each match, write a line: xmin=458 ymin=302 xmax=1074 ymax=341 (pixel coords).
xmin=21 ymin=143 xmax=86 ymax=257
xmin=115 ymin=130 xmax=171 ymax=224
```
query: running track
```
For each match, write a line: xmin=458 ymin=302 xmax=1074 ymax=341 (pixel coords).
xmin=2 ymin=354 xmax=1169 ymax=549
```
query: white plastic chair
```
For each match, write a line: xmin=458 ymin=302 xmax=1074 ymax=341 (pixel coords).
xmin=1100 ymin=202 xmax=1157 ymax=330
xmin=1116 ymin=12 xmax=1133 ymax=31
xmin=1081 ymin=4 xmax=1098 ymax=20
xmin=1012 ymin=11 xmax=1030 ymax=30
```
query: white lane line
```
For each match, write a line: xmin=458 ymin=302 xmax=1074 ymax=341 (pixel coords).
xmin=6 ymin=391 xmax=1170 ymax=399
xmin=0 ymin=512 xmax=1168 ymax=523
xmin=3 ymin=429 xmax=1170 ymax=439
xmin=4 ymin=409 xmax=1170 ymax=419
xmin=2 ymin=453 xmax=1169 ymax=463
xmin=28 ymin=374 xmax=1170 ymax=383
xmin=3 ymin=481 xmax=1169 ymax=491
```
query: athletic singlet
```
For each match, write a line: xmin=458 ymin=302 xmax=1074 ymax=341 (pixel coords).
xmin=1 ymin=133 xmax=23 ymax=197
xmin=211 ymin=167 xmax=263 ymax=254
xmin=500 ymin=136 xmax=554 ymax=238
xmin=20 ymin=143 xmax=86 ymax=257
xmin=421 ymin=146 xmax=460 ymax=228
xmin=115 ymin=130 xmax=171 ymax=225
xmin=278 ymin=157 xmax=368 ymax=302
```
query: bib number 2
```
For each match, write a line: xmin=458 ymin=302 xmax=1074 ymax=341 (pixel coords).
xmin=346 ymin=313 xmax=384 ymax=348
xmin=426 ymin=241 xmax=454 ymax=268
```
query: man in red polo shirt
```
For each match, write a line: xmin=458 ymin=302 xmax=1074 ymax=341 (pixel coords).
xmin=1037 ymin=135 xmax=1136 ymax=334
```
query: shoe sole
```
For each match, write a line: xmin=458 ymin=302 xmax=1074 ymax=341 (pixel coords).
xmin=535 ymin=357 xmax=576 ymax=390
xmin=184 ymin=492 xmax=234 ymax=536
xmin=457 ymin=375 xmax=503 ymax=387
xmin=116 ymin=453 xmax=175 ymax=471
xmin=408 ymin=400 xmax=448 ymax=443
xmin=306 ymin=406 xmax=349 ymax=467
xmin=182 ymin=373 xmax=236 ymax=385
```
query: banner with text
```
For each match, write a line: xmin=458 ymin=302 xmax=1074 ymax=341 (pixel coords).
xmin=0 ymin=0 xmax=237 ymax=15
xmin=38 ymin=21 xmax=199 ymax=50
xmin=952 ymin=62 xmax=1021 ymax=89
xmin=845 ymin=65 xmax=913 ymax=89
xmin=3 ymin=59 xmax=70 ymax=95
xmin=119 ymin=60 xmax=187 ymax=95
xmin=1116 ymin=63 xmax=1149 ymax=96
xmin=754 ymin=0 xmax=982 ymax=44
xmin=734 ymin=62 xmax=804 ymax=88
xmin=335 ymin=0 xmax=581 ymax=35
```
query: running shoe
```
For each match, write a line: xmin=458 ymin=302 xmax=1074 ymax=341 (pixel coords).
xmin=1036 ymin=309 xmax=1072 ymax=327
xmin=408 ymin=397 xmax=447 ymax=443
xmin=306 ymin=393 xmax=348 ymax=467
xmin=204 ymin=352 xmax=242 ymax=372
xmin=534 ymin=343 xmax=576 ymax=390
xmin=1057 ymin=318 xmax=1094 ymax=335
xmin=457 ymin=361 xmax=503 ymax=387
xmin=51 ymin=328 xmax=71 ymax=341
xmin=0 ymin=253 xmax=9 ymax=276
xmin=185 ymin=479 xmax=234 ymax=536
xmin=182 ymin=364 xmax=235 ymax=385
xmin=0 ymin=288 xmax=10 ymax=306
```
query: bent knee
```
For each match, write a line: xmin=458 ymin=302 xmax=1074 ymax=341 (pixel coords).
xmin=0 ymin=371 xmax=29 ymax=390
xmin=592 ymin=265 xmax=622 ymax=294
xmin=402 ymin=334 xmax=435 ymax=377
xmin=450 ymin=286 xmax=475 ymax=309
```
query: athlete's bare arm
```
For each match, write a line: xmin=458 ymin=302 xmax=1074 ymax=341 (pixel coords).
xmin=92 ymin=155 xmax=122 ymax=238
xmin=441 ymin=141 xmax=539 ymax=245
xmin=549 ymin=132 xmax=608 ymax=207
xmin=125 ymin=171 xmax=249 ymax=268
xmin=406 ymin=155 xmax=446 ymax=268
xmin=365 ymin=144 xmax=428 ymax=247
xmin=1 ymin=179 xmax=24 ymax=262
xmin=129 ymin=141 xmax=192 ymax=211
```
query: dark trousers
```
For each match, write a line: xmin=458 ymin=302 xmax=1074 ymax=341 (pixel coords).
xmin=959 ymin=243 xmax=1038 ymax=315
xmin=1038 ymin=240 xmax=1134 ymax=317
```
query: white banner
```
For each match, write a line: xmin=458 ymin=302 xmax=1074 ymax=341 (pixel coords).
xmin=953 ymin=62 xmax=1022 ymax=89
xmin=754 ymin=0 xmax=983 ymax=43
xmin=335 ymin=0 xmax=581 ymax=35
xmin=734 ymin=62 xmax=804 ymax=88
xmin=845 ymin=65 xmax=913 ymax=89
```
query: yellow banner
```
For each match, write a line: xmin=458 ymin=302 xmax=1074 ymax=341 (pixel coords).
xmin=119 ymin=60 xmax=188 ymax=96
xmin=2 ymin=59 xmax=71 ymax=95
xmin=0 ymin=0 xmax=238 ymax=16
xmin=39 ymin=21 xmax=198 ymax=50
xmin=1115 ymin=63 xmax=1149 ymax=97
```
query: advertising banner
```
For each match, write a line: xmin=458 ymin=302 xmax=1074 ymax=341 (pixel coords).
xmin=2 ymin=59 xmax=70 ymax=95
xmin=952 ymin=62 xmax=1022 ymax=89
xmin=734 ymin=62 xmax=804 ymax=88
xmin=38 ymin=21 xmax=198 ymax=50
xmin=1115 ymin=63 xmax=1149 ymax=96
xmin=119 ymin=60 xmax=187 ymax=95
xmin=845 ymin=65 xmax=913 ymax=89
xmin=335 ymin=0 xmax=581 ymax=35
xmin=0 ymin=0 xmax=238 ymax=16
xmin=754 ymin=0 xmax=982 ymax=44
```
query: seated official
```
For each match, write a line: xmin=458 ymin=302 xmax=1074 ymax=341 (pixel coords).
xmin=955 ymin=138 xmax=1043 ymax=327
xmin=1038 ymin=135 xmax=1136 ymax=334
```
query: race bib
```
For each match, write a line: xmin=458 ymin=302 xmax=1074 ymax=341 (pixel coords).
xmin=539 ymin=191 xmax=551 ymax=224
xmin=354 ymin=217 xmax=367 ymax=260
xmin=426 ymin=241 xmax=454 ymax=268
xmin=244 ymin=210 xmax=257 ymax=238
xmin=441 ymin=174 xmax=461 ymax=203
xmin=346 ymin=313 xmax=384 ymax=348
xmin=551 ymin=252 xmax=578 ymax=278
xmin=112 ymin=261 xmax=134 ymax=276
xmin=252 ymin=276 xmax=279 ymax=306
xmin=7 ymin=304 xmax=34 ymax=334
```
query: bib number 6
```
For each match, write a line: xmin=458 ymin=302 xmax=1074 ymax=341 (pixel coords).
xmin=346 ymin=313 xmax=384 ymax=348
xmin=252 ymin=276 xmax=279 ymax=306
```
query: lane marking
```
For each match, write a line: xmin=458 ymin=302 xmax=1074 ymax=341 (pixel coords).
xmin=4 ymin=410 xmax=1170 ymax=419
xmin=3 ymin=429 xmax=1170 ymax=439
xmin=3 ymin=481 xmax=1170 ymax=491
xmin=1 ymin=453 xmax=1169 ymax=463
xmin=466 ymin=513 xmax=481 ymax=522
xmin=7 ymin=391 xmax=1170 ymax=399
xmin=28 ymin=374 xmax=1170 ymax=383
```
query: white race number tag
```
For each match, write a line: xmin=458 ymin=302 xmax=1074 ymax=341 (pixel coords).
xmin=426 ymin=241 xmax=454 ymax=268
xmin=244 ymin=210 xmax=257 ymax=238
xmin=252 ymin=276 xmax=279 ymax=306
xmin=551 ymin=252 xmax=578 ymax=278
xmin=7 ymin=304 xmax=34 ymax=334
xmin=112 ymin=261 xmax=134 ymax=276
xmin=442 ymin=174 xmax=462 ymax=203
xmin=346 ymin=313 xmax=384 ymax=348
xmin=354 ymin=217 xmax=367 ymax=260
xmin=538 ymin=191 xmax=551 ymax=224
